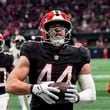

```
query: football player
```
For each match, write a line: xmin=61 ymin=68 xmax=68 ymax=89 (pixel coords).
xmin=10 ymin=35 xmax=26 ymax=65
xmin=9 ymin=35 xmax=28 ymax=110
xmin=4 ymin=10 xmax=96 ymax=110
xmin=106 ymin=80 xmax=110 ymax=93
xmin=0 ymin=34 xmax=13 ymax=110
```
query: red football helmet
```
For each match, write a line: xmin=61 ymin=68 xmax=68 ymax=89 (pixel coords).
xmin=39 ymin=10 xmax=72 ymax=46
xmin=0 ymin=33 xmax=5 ymax=53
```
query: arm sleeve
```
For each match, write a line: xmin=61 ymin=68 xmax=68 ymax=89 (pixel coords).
xmin=78 ymin=74 xmax=96 ymax=102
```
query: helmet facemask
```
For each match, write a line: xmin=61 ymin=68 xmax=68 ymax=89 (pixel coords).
xmin=44 ymin=22 xmax=71 ymax=47
xmin=46 ymin=25 xmax=68 ymax=46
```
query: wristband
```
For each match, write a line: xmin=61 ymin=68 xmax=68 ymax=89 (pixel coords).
xmin=0 ymin=83 xmax=6 ymax=95
xmin=30 ymin=85 xmax=34 ymax=94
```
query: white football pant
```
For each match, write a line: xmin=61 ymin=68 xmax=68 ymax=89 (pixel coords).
xmin=0 ymin=93 xmax=9 ymax=110
xmin=18 ymin=96 xmax=28 ymax=110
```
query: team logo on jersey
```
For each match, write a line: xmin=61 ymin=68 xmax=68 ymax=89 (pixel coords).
xmin=54 ymin=55 xmax=59 ymax=60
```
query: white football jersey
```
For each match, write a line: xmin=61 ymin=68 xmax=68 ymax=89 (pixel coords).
xmin=9 ymin=46 xmax=20 ymax=66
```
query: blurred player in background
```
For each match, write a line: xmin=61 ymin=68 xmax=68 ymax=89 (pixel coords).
xmin=106 ymin=80 xmax=110 ymax=93
xmin=10 ymin=35 xmax=26 ymax=65
xmin=4 ymin=10 xmax=96 ymax=110
xmin=0 ymin=34 xmax=13 ymax=110
xmin=9 ymin=35 xmax=28 ymax=110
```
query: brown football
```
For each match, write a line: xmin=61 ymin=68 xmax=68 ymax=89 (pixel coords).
xmin=49 ymin=82 xmax=70 ymax=92
xmin=49 ymin=82 xmax=70 ymax=104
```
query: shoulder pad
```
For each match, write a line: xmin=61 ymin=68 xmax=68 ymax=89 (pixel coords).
xmin=79 ymin=47 xmax=91 ymax=63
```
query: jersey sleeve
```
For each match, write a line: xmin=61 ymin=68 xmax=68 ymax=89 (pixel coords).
xmin=6 ymin=53 xmax=14 ymax=73
xmin=79 ymin=47 xmax=91 ymax=64
xmin=20 ymin=41 xmax=32 ymax=59
xmin=20 ymin=41 xmax=39 ymax=60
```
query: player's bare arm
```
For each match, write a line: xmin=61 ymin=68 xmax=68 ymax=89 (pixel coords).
xmin=5 ymin=55 xmax=60 ymax=104
xmin=5 ymin=56 xmax=31 ymax=95
xmin=79 ymin=63 xmax=91 ymax=75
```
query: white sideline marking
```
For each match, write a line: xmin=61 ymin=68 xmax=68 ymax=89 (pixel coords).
xmin=85 ymin=109 xmax=110 ymax=110
xmin=93 ymin=75 xmax=110 ymax=79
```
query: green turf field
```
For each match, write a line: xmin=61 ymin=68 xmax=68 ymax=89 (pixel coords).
xmin=8 ymin=59 xmax=110 ymax=110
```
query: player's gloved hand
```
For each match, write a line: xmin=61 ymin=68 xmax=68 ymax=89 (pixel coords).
xmin=64 ymin=84 xmax=80 ymax=103
xmin=31 ymin=81 xmax=60 ymax=104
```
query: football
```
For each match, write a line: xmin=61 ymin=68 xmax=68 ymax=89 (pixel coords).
xmin=49 ymin=82 xmax=70 ymax=92
xmin=49 ymin=82 xmax=70 ymax=103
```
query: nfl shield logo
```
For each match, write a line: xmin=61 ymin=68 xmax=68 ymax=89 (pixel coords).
xmin=54 ymin=55 xmax=59 ymax=60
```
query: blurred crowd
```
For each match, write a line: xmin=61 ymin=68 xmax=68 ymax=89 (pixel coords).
xmin=0 ymin=0 xmax=110 ymax=49
xmin=0 ymin=0 xmax=110 ymax=36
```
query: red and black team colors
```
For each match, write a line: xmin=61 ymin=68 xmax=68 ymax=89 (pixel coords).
xmin=21 ymin=41 xmax=90 ymax=110
xmin=2 ymin=10 xmax=96 ymax=110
